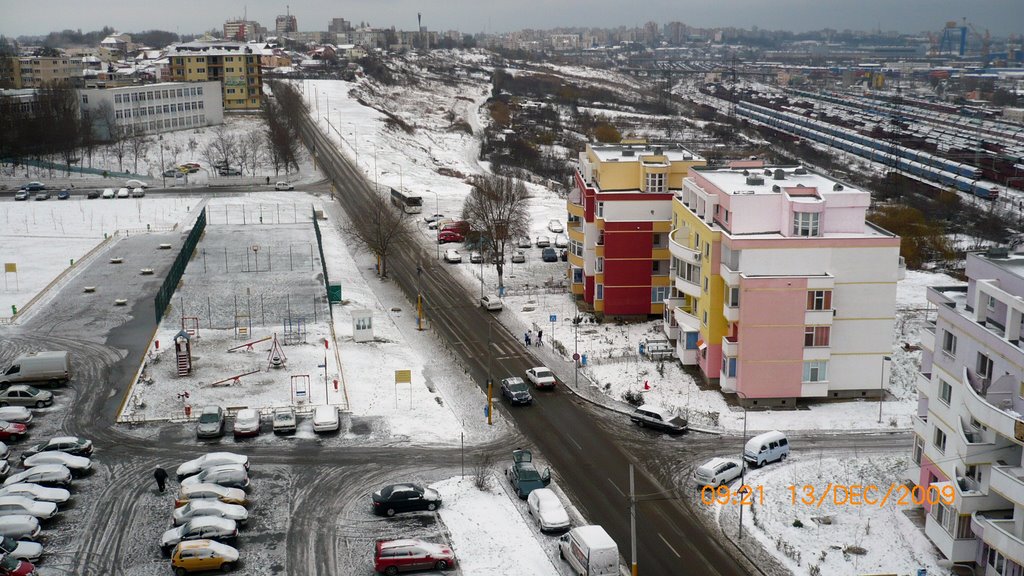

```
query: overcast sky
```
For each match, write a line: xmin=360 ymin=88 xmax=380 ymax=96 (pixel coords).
xmin=4 ymin=0 xmax=1021 ymax=38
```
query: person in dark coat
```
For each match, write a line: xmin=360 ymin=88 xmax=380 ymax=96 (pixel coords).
xmin=154 ymin=467 xmax=168 ymax=492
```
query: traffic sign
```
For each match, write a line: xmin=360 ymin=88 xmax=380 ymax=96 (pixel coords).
xmin=549 ymin=314 xmax=557 ymax=322
xmin=573 ymin=353 xmax=581 ymax=361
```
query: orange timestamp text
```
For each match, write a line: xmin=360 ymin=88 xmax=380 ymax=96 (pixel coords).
xmin=699 ymin=483 xmax=956 ymax=507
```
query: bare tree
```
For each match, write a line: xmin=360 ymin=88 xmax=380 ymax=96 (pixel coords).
xmin=461 ymin=173 xmax=532 ymax=291
xmin=210 ymin=125 xmax=238 ymax=171
xmin=243 ymin=129 xmax=264 ymax=176
xmin=126 ymin=130 xmax=150 ymax=174
xmin=342 ymin=186 xmax=413 ymax=278
xmin=107 ymin=125 xmax=128 ymax=173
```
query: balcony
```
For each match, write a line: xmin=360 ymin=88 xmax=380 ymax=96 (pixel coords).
xmin=992 ymin=464 xmax=1024 ymax=507
xmin=567 ymin=224 xmax=584 ymax=242
xmin=723 ymin=305 xmax=739 ymax=323
xmin=912 ymin=414 xmax=929 ymax=439
xmin=961 ymin=367 xmax=1024 ymax=445
xmin=722 ymin=335 xmax=738 ymax=356
xmin=719 ymin=263 xmax=740 ymax=286
xmin=567 ymin=201 xmax=584 ymax=218
xmin=956 ymin=416 xmax=995 ymax=466
xmin=977 ymin=512 xmax=1024 ymax=566
xmin=663 ymin=297 xmax=685 ymax=341
xmin=675 ymin=273 xmax=702 ymax=299
xmin=952 ymin=474 xmax=1003 ymax=514
xmin=669 ymin=229 xmax=702 ymax=265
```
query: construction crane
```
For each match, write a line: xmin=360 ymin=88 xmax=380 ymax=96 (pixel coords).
xmin=966 ymin=21 xmax=991 ymax=62
xmin=937 ymin=20 xmax=967 ymax=57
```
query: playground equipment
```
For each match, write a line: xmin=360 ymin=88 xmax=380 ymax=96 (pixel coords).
xmin=290 ymin=374 xmax=310 ymax=404
xmin=208 ymin=369 xmax=262 ymax=388
xmin=181 ymin=316 xmax=200 ymax=339
xmin=283 ymin=317 xmax=307 ymax=345
xmin=235 ymin=313 xmax=251 ymax=339
xmin=174 ymin=330 xmax=193 ymax=376
xmin=266 ymin=334 xmax=287 ymax=369
xmin=228 ymin=335 xmax=272 ymax=353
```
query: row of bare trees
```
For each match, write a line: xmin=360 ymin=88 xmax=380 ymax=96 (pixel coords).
xmin=262 ymin=80 xmax=307 ymax=175
xmin=0 ymin=82 xmax=91 ymax=175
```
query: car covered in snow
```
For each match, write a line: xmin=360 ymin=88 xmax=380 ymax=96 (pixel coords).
xmin=506 ymin=449 xmax=550 ymax=499
xmin=179 ymin=464 xmax=250 ymax=490
xmin=0 ymin=535 xmax=42 ymax=563
xmin=693 ymin=457 xmax=743 ymax=488
xmin=469 ymin=250 xmax=483 ymax=264
xmin=116 ymin=187 xmax=130 ymax=198
xmin=22 ymin=436 xmax=92 ymax=459
xmin=535 ymin=236 xmax=551 ymax=248
xmin=511 ymin=250 xmax=526 ymax=263
xmin=272 ymin=407 xmax=296 ymax=434
xmin=312 ymin=406 xmax=339 ymax=433
xmin=547 ymin=220 xmax=564 ymax=233
xmin=101 ymin=188 xmax=115 ymax=199
xmin=232 ymin=409 xmax=260 ymax=438
xmin=160 ymin=517 xmax=238 ymax=554
xmin=517 ymin=237 xmax=532 ymax=248
xmin=0 ymin=408 xmax=31 ymax=426
xmin=172 ymin=499 xmax=249 ymax=526
xmin=371 ymin=484 xmax=441 ymax=517
xmin=527 ymin=488 xmax=570 ymax=532
xmin=176 ymin=452 xmax=249 ymax=480
xmin=175 ymin=483 xmax=248 ymax=508
xmin=124 ymin=179 xmax=149 ymax=189
xmin=0 ymin=483 xmax=70 ymax=504
xmin=0 ymin=516 xmax=39 ymax=541
xmin=0 ymin=496 xmax=57 ymax=520
xmin=3 ymin=465 xmax=71 ymax=488
xmin=22 ymin=452 xmax=91 ymax=475
xmin=274 ymin=181 xmax=294 ymax=191
xmin=480 ymin=295 xmax=502 ymax=311
xmin=130 ymin=187 xmax=145 ymax=198
xmin=554 ymin=234 xmax=568 ymax=248
xmin=443 ymin=249 xmax=462 ymax=263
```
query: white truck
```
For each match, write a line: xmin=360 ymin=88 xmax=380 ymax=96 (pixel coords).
xmin=0 ymin=351 xmax=71 ymax=386
xmin=558 ymin=525 xmax=619 ymax=576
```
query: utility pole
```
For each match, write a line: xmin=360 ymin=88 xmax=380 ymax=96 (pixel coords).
xmin=573 ymin=315 xmax=580 ymax=389
xmin=487 ymin=320 xmax=493 ymax=426
xmin=878 ymin=355 xmax=891 ymax=423
xmin=630 ymin=463 xmax=637 ymax=576
xmin=738 ymin=398 xmax=748 ymax=540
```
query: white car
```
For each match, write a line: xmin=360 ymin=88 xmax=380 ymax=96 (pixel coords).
xmin=130 ymin=187 xmax=145 ymax=198
xmin=312 ymin=406 xmax=339 ymax=433
xmin=176 ymin=452 xmax=249 ymax=480
xmin=429 ymin=217 xmax=454 ymax=231
xmin=547 ymin=220 xmax=564 ymax=233
xmin=444 ymin=249 xmax=462 ymax=263
xmin=0 ymin=483 xmax=70 ymax=504
xmin=116 ymin=187 xmax=130 ymax=198
xmin=22 ymin=452 xmax=91 ymax=474
xmin=693 ymin=457 xmax=744 ymax=488
xmin=511 ymin=250 xmax=526 ymax=263
xmin=176 ymin=483 xmax=248 ymax=507
xmin=124 ymin=179 xmax=149 ymax=189
xmin=232 ymin=409 xmax=261 ymax=438
xmin=469 ymin=250 xmax=483 ymax=264
xmin=0 ymin=535 xmax=42 ymax=562
xmin=172 ymin=500 xmax=249 ymax=526
xmin=480 ymin=295 xmax=503 ymax=311
xmin=525 ymin=367 xmax=557 ymax=389
xmin=554 ymin=234 xmax=568 ymax=248
xmin=0 ymin=496 xmax=56 ymax=520
xmin=101 ymin=188 xmax=115 ymax=199
xmin=535 ymin=235 xmax=551 ymax=248
xmin=179 ymin=465 xmax=250 ymax=490
xmin=0 ymin=408 xmax=32 ymax=425
xmin=517 ymin=237 xmax=533 ymax=248
xmin=0 ymin=461 xmax=8 ymax=478
xmin=160 ymin=516 xmax=238 ymax=552
xmin=0 ymin=516 xmax=40 ymax=541
xmin=527 ymin=488 xmax=571 ymax=532
xmin=272 ymin=407 xmax=296 ymax=434
xmin=0 ymin=443 xmax=7 ymax=461
xmin=274 ymin=181 xmax=294 ymax=191
xmin=4 ymin=465 xmax=71 ymax=487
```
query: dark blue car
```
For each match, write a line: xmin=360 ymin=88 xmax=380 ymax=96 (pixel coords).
xmin=57 ymin=189 xmax=70 ymax=200
xmin=541 ymin=248 xmax=558 ymax=262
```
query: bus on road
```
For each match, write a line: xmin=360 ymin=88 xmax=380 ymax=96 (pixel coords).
xmin=390 ymin=187 xmax=423 ymax=214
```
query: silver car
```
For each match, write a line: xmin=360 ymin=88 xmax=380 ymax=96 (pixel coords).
xmin=176 ymin=452 xmax=249 ymax=480
xmin=4 ymin=464 xmax=72 ymax=487
xmin=180 ymin=465 xmax=250 ymax=490
xmin=272 ymin=407 xmax=296 ymax=434
xmin=172 ymin=500 xmax=248 ymax=526
xmin=0 ymin=408 xmax=32 ymax=425
xmin=0 ymin=386 xmax=53 ymax=409
xmin=160 ymin=516 xmax=238 ymax=553
xmin=0 ymin=496 xmax=57 ymax=520
xmin=0 ymin=483 xmax=70 ymax=504
xmin=0 ymin=516 xmax=40 ymax=540
xmin=22 ymin=452 xmax=91 ymax=474
xmin=196 ymin=405 xmax=225 ymax=439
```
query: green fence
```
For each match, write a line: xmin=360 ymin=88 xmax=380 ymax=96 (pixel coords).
xmin=154 ymin=208 xmax=207 ymax=323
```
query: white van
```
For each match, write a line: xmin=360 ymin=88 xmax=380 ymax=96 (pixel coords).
xmin=558 ymin=525 xmax=619 ymax=576
xmin=0 ymin=351 xmax=71 ymax=386
xmin=743 ymin=430 xmax=789 ymax=468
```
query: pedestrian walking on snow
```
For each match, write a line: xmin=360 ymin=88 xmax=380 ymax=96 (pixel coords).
xmin=536 ymin=330 xmax=543 ymax=347
xmin=154 ymin=467 xmax=168 ymax=493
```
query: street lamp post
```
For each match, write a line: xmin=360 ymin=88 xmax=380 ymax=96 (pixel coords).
xmin=159 ymin=139 xmax=166 ymax=188
xmin=878 ymin=355 xmax=892 ymax=423
xmin=487 ymin=321 xmax=493 ymax=426
xmin=737 ymin=391 xmax=749 ymax=540
xmin=426 ymin=190 xmax=440 ymax=260
xmin=573 ymin=315 xmax=581 ymax=389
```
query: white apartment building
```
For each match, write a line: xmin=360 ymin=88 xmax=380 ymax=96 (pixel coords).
xmin=78 ymin=81 xmax=223 ymax=139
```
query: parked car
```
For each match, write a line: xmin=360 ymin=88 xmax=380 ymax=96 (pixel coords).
xmin=172 ymin=499 xmax=248 ymax=527
xmin=506 ymin=449 xmax=550 ymax=499
xmin=554 ymin=234 xmax=568 ymax=248
xmin=547 ymin=220 xmax=564 ymax=233
xmin=3 ymin=465 xmax=71 ymax=488
xmin=56 ymin=189 xmax=70 ymax=200
xmin=535 ymin=236 xmax=551 ymax=248
xmin=371 ymin=484 xmax=441 ymax=517
xmin=500 ymin=377 xmax=532 ymax=406
xmin=175 ymin=483 xmax=248 ymax=508
xmin=0 ymin=387 xmax=52 ymax=409
xmin=443 ymin=249 xmax=462 ymax=263
xmin=19 ymin=183 xmax=44 ymax=192
xmin=0 ymin=483 xmax=70 ymax=504
xmin=525 ymin=367 xmax=557 ymax=390
xmin=101 ymin=188 xmax=115 ymax=199
xmin=541 ymin=248 xmax=558 ymax=262
xmin=0 ymin=496 xmax=56 ymax=520
xmin=480 ymin=295 xmax=503 ymax=311
xmin=0 ymin=423 xmax=26 ymax=442
xmin=0 ymin=516 xmax=39 ymax=541
xmin=0 ymin=462 xmax=8 ymax=479
xmin=32 ymin=192 xmax=48 ymax=201
xmin=22 ymin=437 xmax=91 ymax=459
xmin=428 ymin=217 xmax=453 ymax=231
xmin=0 ymin=444 xmax=7 ymax=461
xmin=124 ymin=179 xmax=148 ymax=189
xmin=743 ymin=430 xmax=789 ymax=468
xmin=116 ymin=187 xmax=130 ymax=198
xmin=0 ymin=409 xmax=31 ymax=426
xmin=195 ymin=405 xmax=225 ymax=439
xmin=312 ymin=406 xmax=339 ymax=433
xmin=22 ymin=452 xmax=91 ymax=475
xmin=489 ymin=251 xmax=504 ymax=264
xmin=232 ymin=409 xmax=261 ymax=439
xmin=558 ymin=525 xmax=618 ymax=576
xmin=130 ymin=187 xmax=145 ymax=198
xmin=517 ymin=237 xmax=532 ymax=249
xmin=423 ymin=214 xmax=444 ymax=224
xmin=272 ymin=407 xmax=296 ymax=434
xmin=629 ymin=405 xmax=688 ymax=434
xmin=0 ymin=535 xmax=42 ymax=563
xmin=12 ymin=192 xmax=28 ymax=202
xmin=374 ymin=538 xmax=456 ymax=575
xmin=176 ymin=452 xmax=249 ymax=480
xmin=693 ymin=457 xmax=744 ymax=488
xmin=170 ymin=539 xmax=239 ymax=574
xmin=179 ymin=465 xmax=250 ymax=490
xmin=437 ymin=230 xmax=463 ymax=244
xmin=527 ymin=488 xmax=570 ymax=532
xmin=511 ymin=250 xmax=526 ymax=263
xmin=218 ymin=168 xmax=242 ymax=176
xmin=183 ymin=163 xmax=201 ymax=171
xmin=86 ymin=189 xmax=101 ymax=199
xmin=469 ymin=251 xmax=483 ymax=264
xmin=274 ymin=181 xmax=294 ymax=191
xmin=0 ymin=551 xmax=35 ymax=576
xmin=160 ymin=517 xmax=238 ymax=554
xmin=439 ymin=221 xmax=468 ymax=235
xmin=163 ymin=169 xmax=181 ymax=178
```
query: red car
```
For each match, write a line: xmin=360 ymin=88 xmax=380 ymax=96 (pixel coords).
xmin=374 ymin=539 xmax=456 ymax=575
xmin=0 ymin=553 xmax=35 ymax=576
xmin=0 ymin=422 xmax=27 ymax=441
xmin=437 ymin=230 xmax=463 ymax=244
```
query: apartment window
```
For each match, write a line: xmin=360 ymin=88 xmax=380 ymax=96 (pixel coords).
xmin=932 ymin=426 xmax=947 ymax=453
xmin=646 ymin=172 xmax=665 ymax=193
xmin=570 ymin=240 xmax=583 ymax=258
xmin=653 ymin=233 xmax=666 ymax=248
xmin=727 ymin=287 xmax=740 ymax=307
xmin=597 ymin=230 xmax=604 ymax=245
xmin=694 ymin=233 xmax=701 ymax=249
xmin=703 ymin=277 xmax=709 ymax=293
xmin=804 ymin=326 xmax=831 ymax=347
xmin=793 ymin=211 xmax=820 ymax=237
xmin=987 ymin=295 xmax=997 ymax=310
xmin=724 ymin=209 xmax=730 ymax=223
xmin=704 ymin=243 xmax=710 ymax=257
xmin=177 ymin=89 xmax=183 ymax=97
xmin=81 ymin=95 xmax=88 ymax=103
xmin=941 ymin=330 xmax=957 ymax=356
xmin=199 ymin=102 xmax=204 ymax=110
xmin=177 ymin=103 xmax=184 ymax=112
xmin=226 ymin=67 xmax=235 ymax=73
xmin=806 ymin=290 xmax=832 ymax=311
xmin=912 ymin=436 xmax=924 ymax=465
xmin=976 ymin=352 xmax=993 ymax=379
xmin=197 ymin=68 xmax=206 ymax=74
xmin=115 ymin=110 xmax=123 ymax=119
xmin=802 ymin=360 xmax=828 ymax=382
xmin=596 ymin=202 xmax=604 ymax=218
xmin=197 ymin=86 xmax=203 ymax=94
xmin=596 ymin=257 xmax=604 ymax=273
xmin=227 ymin=88 xmax=236 ymax=94
xmin=651 ymin=286 xmax=669 ymax=303
xmin=596 ymin=284 xmax=604 ymax=300
xmin=722 ymin=356 xmax=737 ymax=378
xmin=572 ymin=268 xmax=583 ymax=284
xmin=702 ymin=310 xmax=708 ymax=326
xmin=988 ymin=547 xmax=1008 ymax=574
xmin=939 ymin=380 xmax=952 ymax=405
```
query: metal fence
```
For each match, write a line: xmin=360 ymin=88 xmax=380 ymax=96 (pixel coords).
xmin=154 ymin=207 xmax=206 ymax=323
xmin=311 ymin=207 xmax=330 ymax=293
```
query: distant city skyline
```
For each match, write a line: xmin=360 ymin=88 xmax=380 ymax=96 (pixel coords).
xmin=3 ymin=0 xmax=1020 ymax=39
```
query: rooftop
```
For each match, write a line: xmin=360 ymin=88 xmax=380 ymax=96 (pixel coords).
xmin=693 ymin=165 xmax=864 ymax=199
xmin=589 ymin=142 xmax=703 ymax=164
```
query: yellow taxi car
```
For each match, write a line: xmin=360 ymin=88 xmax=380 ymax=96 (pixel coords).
xmin=171 ymin=539 xmax=239 ymax=575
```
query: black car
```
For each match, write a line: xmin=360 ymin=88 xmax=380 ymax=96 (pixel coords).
xmin=541 ymin=248 xmax=558 ymax=262
xmin=22 ymin=436 xmax=94 ymax=460
xmin=86 ymin=190 xmax=101 ymax=199
xmin=501 ymin=377 xmax=533 ymax=405
xmin=20 ymin=182 xmax=45 ymax=192
xmin=371 ymin=484 xmax=442 ymax=517
xmin=57 ymin=189 xmax=70 ymax=200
